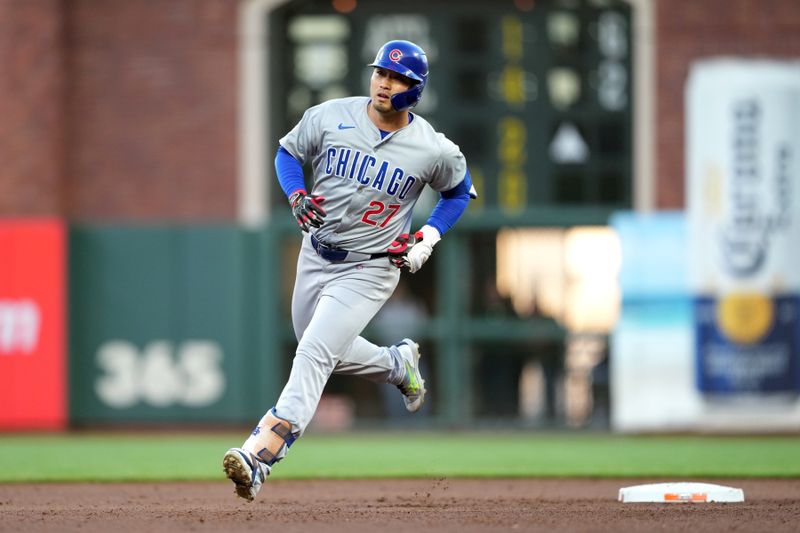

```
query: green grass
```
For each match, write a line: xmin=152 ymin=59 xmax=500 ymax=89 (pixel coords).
xmin=0 ymin=432 xmax=798 ymax=482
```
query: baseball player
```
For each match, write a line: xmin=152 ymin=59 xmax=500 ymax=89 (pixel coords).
xmin=223 ymin=39 xmax=476 ymax=501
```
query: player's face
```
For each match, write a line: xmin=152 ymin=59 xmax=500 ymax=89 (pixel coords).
xmin=370 ymin=67 xmax=414 ymax=113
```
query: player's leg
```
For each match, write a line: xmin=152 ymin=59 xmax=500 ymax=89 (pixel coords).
xmin=222 ymin=408 xmax=292 ymax=501
xmin=274 ymin=257 xmax=400 ymax=432
xmin=327 ymin=257 xmax=425 ymax=411
xmin=332 ymin=337 xmax=395 ymax=380
xmin=334 ymin=335 xmax=426 ymax=413
xmin=290 ymin=238 xmax=325 ymax=342
xmin=224 ymin=245 xmax=401 ymax=501
xmin=223 ymin=239 xmax=322 ymax=501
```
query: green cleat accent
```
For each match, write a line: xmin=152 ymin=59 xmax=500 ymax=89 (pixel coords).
xmin=397 ymin=339 xmax=426 ymax=413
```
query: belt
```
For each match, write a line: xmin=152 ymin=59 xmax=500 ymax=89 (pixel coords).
xmin=310 ymin=234 xmax=388 ymax=263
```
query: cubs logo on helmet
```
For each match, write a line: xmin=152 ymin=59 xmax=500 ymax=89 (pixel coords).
xmin=367 ymin=40 xmax=429 ymax=110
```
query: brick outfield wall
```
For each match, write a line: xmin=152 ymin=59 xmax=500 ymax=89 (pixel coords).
xmin=2 ymin=1 xmax=799 ymax=218
xmin=0 ymin=0 xmax=65 ymax=216
xmin=0 ymin=0 xmax=239 ymax=221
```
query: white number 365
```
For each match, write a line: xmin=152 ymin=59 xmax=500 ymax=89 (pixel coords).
xmin=95 ymin=340 xmax=226 ymax=409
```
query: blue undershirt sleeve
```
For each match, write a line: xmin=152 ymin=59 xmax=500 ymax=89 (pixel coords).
xmin=426 ymin=169 xmax=474 ymax=236
xmin=275 ymin=146 xmax=306 ymax=199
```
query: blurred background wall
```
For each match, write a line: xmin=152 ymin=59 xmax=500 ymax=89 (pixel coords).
xmin=0 ymin=0 xmax=239 ymax=219
xmin=655 ymin=0 xmax=800 ymax=208
xmin=1 ymin=0 xmax=799 ymax=432
xmin=5 ymin=0 xmax=800 ymax=217
xmin=0 ymin=0 xmax=64 ymax=215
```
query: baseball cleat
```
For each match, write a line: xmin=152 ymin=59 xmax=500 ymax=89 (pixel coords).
xmin=222 ymin=447 xmax=270 ymax=502
xmin=397 ymin=338 xmax=426 ymax=413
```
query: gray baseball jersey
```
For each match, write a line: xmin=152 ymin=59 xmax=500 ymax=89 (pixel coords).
xmin=227 ymin=42 xmax=470 ymax=502
xmin=279 ymin=96 xmax=467 ymax=253
xmin=267 ymin=96 xmax=470 ymax=436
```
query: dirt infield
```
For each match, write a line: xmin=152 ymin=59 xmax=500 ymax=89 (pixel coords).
xmin=0 ymin=479 xmax=798 ymax=532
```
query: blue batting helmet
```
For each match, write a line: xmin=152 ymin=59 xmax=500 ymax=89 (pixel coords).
xmin=367 ymin=40 xmax=428 ymax=110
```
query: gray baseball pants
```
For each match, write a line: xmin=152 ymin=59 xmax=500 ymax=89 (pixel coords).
xmin=274 ymin=234 xmax=405 ymax=434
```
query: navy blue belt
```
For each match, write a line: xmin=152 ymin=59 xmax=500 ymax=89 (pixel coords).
xmin=310 ymin=234 xmax=388 ymax=263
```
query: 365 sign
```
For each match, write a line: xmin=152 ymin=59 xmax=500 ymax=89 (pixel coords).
xmin=95 ymin=340 xmax=226 ymax=408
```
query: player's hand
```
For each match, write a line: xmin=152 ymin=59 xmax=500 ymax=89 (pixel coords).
xmin=404 ymin=235 xmax=433 ymax=273
xmin=388 ymin=225 xmax=441 ymax=273
xmin=289 ymin=191 xmax=326 ymax=232
xmin=388 ymin=232 xmax=422 ymax=271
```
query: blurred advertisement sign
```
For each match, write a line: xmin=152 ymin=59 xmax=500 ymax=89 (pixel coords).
xmin=687 ymin=59 xmax=800 ymax=400
xmin=69 ymin=226 xmax=260 ymax=424
xmin=0 ymin=299 xmax=41 ymax=354
xmin=0 ymin=219 xmax=66 ymax=429
xmin=610 ymin=212 xmax=698 ymax=431
xmin=611 ymin=211 xmax=800 ymax=432
xmin=94 ymin=340 xmax=225 ymax=409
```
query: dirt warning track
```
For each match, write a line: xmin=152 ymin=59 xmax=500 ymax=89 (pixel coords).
xmin=0 ymin=479 xmax=797 ymax=532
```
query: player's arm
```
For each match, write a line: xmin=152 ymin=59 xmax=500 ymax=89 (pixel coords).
xmin=426 ymin=168 xmax=476 ymax=235
xmin=389 ymin=169 xmax=475 ymax=272
xmin=275 ymin=146 xmax=326 ymax=232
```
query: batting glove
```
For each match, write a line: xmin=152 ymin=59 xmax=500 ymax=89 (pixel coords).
xmin=289 ymin=190 xmax=326 ymax=232
xmin=388 ymin=232 xmax=420 ymax=270
xmin=388 ymin=225 xmax=441 ymax=273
